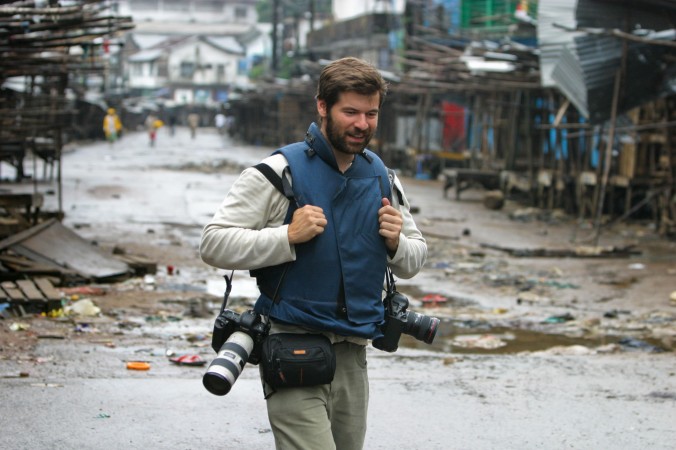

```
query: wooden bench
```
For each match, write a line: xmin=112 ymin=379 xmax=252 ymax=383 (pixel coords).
xmin=443 ymin=168 xmax=501 ymax=200
xmin=29 ymin=136 xmax=59 ymax=180
xmin=0 ymin=193 xmax=43 ymax=230
xmin=0 ymin=140 xmax=26 ymax=181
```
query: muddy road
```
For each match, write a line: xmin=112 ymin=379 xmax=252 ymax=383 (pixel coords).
xmin=1 ymin=125 xmax=674 ymax=449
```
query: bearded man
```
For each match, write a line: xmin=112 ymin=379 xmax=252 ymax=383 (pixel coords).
xmin=200 ymin=57 xmax=427 ymax=450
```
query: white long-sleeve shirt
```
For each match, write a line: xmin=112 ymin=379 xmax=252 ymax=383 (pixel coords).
xmin=200 ymin=153 xmax=427 ymax=278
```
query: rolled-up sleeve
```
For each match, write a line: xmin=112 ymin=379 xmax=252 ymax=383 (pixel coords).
xmin=387 ymin=174 xmax=428 ymax=279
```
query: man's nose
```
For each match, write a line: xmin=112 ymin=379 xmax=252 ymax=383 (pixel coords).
xmin=354 ymin=114 xmax=368 ymax=129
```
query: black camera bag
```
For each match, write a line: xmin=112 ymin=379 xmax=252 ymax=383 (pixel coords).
xmin=261 ymin=333 xmax=336 ymax=388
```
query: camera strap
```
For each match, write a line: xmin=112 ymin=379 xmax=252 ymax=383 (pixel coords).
xmin=385 ymin=267 xmax=397 ymax=295
xmin=219 ymin=270 xmax=235 ymax=314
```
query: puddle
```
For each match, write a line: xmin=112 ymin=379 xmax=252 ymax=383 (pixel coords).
xmin=399 ymin=322 xmax=621 ymax=354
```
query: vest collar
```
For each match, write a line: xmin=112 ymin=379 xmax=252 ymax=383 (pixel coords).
xmin=304 ymin=122 xmax=339 ymax=170
xmin=304 ymin=122 xmax=373 ymax=171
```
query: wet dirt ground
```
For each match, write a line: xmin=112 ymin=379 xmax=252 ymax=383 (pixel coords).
xmin=1 ymin=126 xmax=675 ymax=449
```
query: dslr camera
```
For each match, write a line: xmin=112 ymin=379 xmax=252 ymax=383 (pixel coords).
xmin=372 ymin=290 xmax=440 ymax=352
xmin=203 ymin=308 xmax=270 ymax=396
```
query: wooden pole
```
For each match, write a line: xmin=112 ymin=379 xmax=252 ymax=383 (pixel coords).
xmin=593 ymin=68 xmax=622 ymax=245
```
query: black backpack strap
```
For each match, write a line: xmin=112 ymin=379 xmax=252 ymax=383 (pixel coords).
xmin=254 ymin=163 xmax=294 ymax=199
xmin=251 ymin=163 xmax=294 ymax=305
xmin=388 ymin=168 xmax=404 ymax=205
xmin=256 ymin=162 xmax=398 ymax=205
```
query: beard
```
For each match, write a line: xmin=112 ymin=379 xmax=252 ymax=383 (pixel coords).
xmin=324 ymin=112 xmax=375 ymax=156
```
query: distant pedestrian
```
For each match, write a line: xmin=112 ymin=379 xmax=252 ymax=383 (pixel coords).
xmin=187 ymin=112 xmax=200 ymax=139
xmin=145 ymin=113 xmax=164 ymax=147
xmin=168 ymin=113 xmax=177 ymax=136
xmin=215 ymin=112 xmax=226 ymax=136
xmin=103 ymin=108 xmax=122 ymax=144
xmin=226 ymin=115 xmax=235 ymax=137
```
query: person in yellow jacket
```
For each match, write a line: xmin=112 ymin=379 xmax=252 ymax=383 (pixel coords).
xmin=103 ymin=108 xmax=122 ymax=143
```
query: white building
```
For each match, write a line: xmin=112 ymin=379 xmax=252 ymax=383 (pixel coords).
xmin=127 ymin=35 xmax=248 ymax=105
xmin=332 ymin=0 xmax=404 ymax=20
xmin=119 ymin=0 xmax=270 ymax=105
xmin=117 ymin=0 xmax=259 ymax=26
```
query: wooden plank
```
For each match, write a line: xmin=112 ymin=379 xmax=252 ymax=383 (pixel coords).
xmin=114 ymin=254 xmax=157 ymax=276
xmin=34 ymin=278 xmax=62 ymax=301
xmin=0 ymin=254 xmax=73 ymax=276
xmin=0 ymin=254 xmax=38 ymax=268
xmin=16 ymin=279 xmax=46 ymax=301
xmin=1 ymin=281 xmax=26 ymax=301
xmin=437 ymin=151 xmax=467 ymax=161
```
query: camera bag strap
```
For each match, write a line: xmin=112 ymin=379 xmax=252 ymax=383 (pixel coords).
xmin=386 ymin=266 xmax=397 ymax=295
xmin=209 ymin=270 xmax=235 ymax=353
xmin=219 ymin=270 xmax=234 ymax=313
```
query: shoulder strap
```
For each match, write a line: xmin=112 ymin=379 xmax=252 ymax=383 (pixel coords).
xmin=256 ymin=162 xmax=402 ymax=205
xmin=254 ymin=163 xmax=294 ymax=199
xmin=388 ymin=168 xmax=404 ymax=205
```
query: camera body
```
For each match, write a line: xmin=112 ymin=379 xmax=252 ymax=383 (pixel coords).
xmin=211 ymin=308 xmax=269 ymax=364
xmin=372 ymin=290 xmax=440 ymax=352
xmin=203 ymin=309 xmax=270 ymax=396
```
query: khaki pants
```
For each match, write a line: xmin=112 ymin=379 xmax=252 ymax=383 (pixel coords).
xmin=263 ymin=342 xmax=369 ymax=450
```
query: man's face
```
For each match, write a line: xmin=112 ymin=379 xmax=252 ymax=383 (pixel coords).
xmin=318 ymin=91 xmax=380 ymax=156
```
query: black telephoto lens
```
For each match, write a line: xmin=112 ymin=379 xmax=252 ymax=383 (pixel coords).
xmin=405 ymin=312 xmax=440 ymax=344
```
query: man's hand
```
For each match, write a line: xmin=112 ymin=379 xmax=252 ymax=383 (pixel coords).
xmin=378 ymin=198 xmax=402 ymax=253
xmin=287 ymin=205 xmax=327 ymax=244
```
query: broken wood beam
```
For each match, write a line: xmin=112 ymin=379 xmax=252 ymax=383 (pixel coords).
xmin=480 ymin=243 xmax=641 ymax=258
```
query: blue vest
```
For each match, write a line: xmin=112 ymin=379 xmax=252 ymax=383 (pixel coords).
xmin=253 ymin=123 xmax=391 ymax=339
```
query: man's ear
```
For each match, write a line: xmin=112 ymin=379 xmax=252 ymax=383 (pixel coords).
xmin=317 ymin=98 xmax=328 ymax=118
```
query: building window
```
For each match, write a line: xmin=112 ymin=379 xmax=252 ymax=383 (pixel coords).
xmin=164 ymin=1 xmax=190 ymax=12
xmin=195 ymin=1 xmax=222 ymax=12
xmin=216 ymin=64 xmax=225 ymax=82
xmin=180 ymin=62 xmax=195 ymax=78
xmin=132 ymin=0 xmax=159 ymax=12
xmin=235 ymin=6 xmax=247 ymax=19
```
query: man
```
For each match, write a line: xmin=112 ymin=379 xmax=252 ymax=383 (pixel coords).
xmin=200 ymin=57 xmax=427 ymax=450
xmin=187 ymin=112 xmax=200 ymax=139
xmin=214 ymin=111 xmax=227 ymax=136
xmin=145 ymin=113 xmax=163 ymax=147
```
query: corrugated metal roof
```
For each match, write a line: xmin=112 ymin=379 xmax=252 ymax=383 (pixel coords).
xmin=129 ymin=48 xmax=164 ymax=62
xmin=203 ymin=36 xmax=244 ymax=55
xmin=537 ymin=0 xmax=583 ymax=87
xmin=132 ymin=34 xmax=170 ymax=50
xmin=545 ymin=0 xmax=676 ymax=122
xmin=552 ymin=32 xmax=676 ymax=123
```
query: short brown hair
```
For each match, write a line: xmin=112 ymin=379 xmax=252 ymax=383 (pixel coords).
xmin=316 ymin=57 xmax=388 ymax=113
